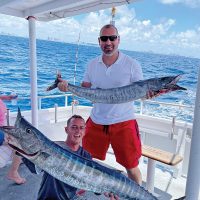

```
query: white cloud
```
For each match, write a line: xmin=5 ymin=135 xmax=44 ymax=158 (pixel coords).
xmin=0 ymin=15 xmax=28 ymax=36
xmin=159 ymin=0 xmax=200 ymax=8
xmin=0 ymin=4 xmax=200 ymax=58
xmin=37 ymin=18 xmax=81 ymax=42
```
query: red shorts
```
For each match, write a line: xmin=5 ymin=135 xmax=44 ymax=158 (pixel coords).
xmin=82 ymin=118 xmax=142 ymax=169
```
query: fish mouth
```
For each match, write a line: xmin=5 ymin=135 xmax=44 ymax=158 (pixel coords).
xmin=147 ymin=75 xmax=186 ymax=99
xmin=166 ymin=75 xmax=187 ymax=91
xmin=0 ymin=126 xmax=39 ymax=157
xmin=8 ymin=143 xmax=39 ymax=157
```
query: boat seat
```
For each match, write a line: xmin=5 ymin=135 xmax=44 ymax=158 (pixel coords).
xmin=142 ymin=145 xmax=183 ymax=166
xmin=138 ymin=114 xmax=188 ymax=178
xmin=142 ymin=144 xmax=183 ymax=193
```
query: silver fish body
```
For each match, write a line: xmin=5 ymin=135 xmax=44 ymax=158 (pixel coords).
xmin=47 ymin=75 xmax=186 ymax=104
xmin=1 ymin=109 xmax=157 ymax=200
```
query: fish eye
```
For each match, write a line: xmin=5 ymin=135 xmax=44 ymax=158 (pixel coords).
xmin=26 ymin=128 xmax=32 ymax=134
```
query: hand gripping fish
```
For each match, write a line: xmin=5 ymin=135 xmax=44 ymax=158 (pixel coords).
xmin=1 ymin=109 xmax=157 ymax=200
xmin=46 ymin=74 xmax=186 ymax=104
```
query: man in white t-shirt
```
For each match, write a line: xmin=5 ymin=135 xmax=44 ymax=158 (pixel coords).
xmin=58 ymin=24 xmax=143 ymax=186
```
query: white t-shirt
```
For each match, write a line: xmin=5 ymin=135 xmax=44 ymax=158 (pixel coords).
xmin=83 ymin=51 xmax=143 ymax=125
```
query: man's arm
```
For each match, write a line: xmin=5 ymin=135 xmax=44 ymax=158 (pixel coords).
xmin=0 ymin=95 xmax=17 ymax=101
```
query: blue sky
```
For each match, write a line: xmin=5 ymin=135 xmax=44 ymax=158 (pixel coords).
xmin=0 ymin=0 xmax=200 ymax=58
xmin=133 ymin=0 xmax=200 ymax=31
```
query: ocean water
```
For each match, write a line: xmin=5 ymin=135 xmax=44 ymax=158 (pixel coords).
xmin=0 ymin=35 xmax=200 ymax=122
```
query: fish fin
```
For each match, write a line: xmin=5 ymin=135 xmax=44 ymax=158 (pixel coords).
xmin=94 ymin=193 xmax=101 ymax=195
xmin=17 ymin=107 xmax=22 ymax=117
xmin=174 ymin=196 xmax=186 ymax=200
xmin=40 ymin=152 xmax=51 ymax=159
xmin=15 ymin=107 xmax=22 ymax=126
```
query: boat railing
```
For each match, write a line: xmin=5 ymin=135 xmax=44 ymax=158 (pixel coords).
xmin=36 ymin=93 xmax=194 ymax=123
xmin=38 ymin=93 xmax=71 ymax=108
xmin=37 ymin=93 xmax=194 ymax=110
xmin=7 ymin=93 xmax=194 ymax=126
xmin=139 ymin=99 xmax=193 ymax=114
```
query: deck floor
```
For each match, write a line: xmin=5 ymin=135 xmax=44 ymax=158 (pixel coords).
xmin=0 ymin=164 xmax=41 ymax=200
xmin=0 ymin=163 xmax=110 ymax=200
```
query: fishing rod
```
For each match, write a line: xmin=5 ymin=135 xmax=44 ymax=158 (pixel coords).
xmin=71 ymin=31 xmax=81 ymax=115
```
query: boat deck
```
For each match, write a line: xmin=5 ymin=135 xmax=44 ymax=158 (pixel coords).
xmin=1 ymin=106 xmax=198 ymax=200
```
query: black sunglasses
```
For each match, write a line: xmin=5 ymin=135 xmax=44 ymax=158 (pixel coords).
xmin=99 ymin=35 xmax=118 ymax=42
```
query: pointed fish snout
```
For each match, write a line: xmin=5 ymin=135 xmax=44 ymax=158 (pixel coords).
xmin=1 ymin=126 xmax=15 ymax=129
xmin=173 ymin=85 xmax=187 ymax=91
xmin=0 ymin=126 xmax=16 ymax=136
xmin=0 ymin=126 xmax=15 ymax=130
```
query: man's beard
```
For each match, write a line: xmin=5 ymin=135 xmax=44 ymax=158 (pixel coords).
xmin=103 ymin=47 xmax=118 ymax=57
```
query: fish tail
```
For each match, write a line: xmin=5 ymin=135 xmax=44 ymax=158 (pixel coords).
xmin=46 ymin=73 xmax=61 ymax=91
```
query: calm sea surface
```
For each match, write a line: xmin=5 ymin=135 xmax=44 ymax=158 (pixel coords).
xmin=0 ymin=35 xmax=200 ymax=122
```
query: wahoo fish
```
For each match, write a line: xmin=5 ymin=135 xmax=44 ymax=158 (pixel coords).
xmin=1 ymin=109 xmax=157 ymax=200
xmin=46 ymin=74 xmax=186 ymax=104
